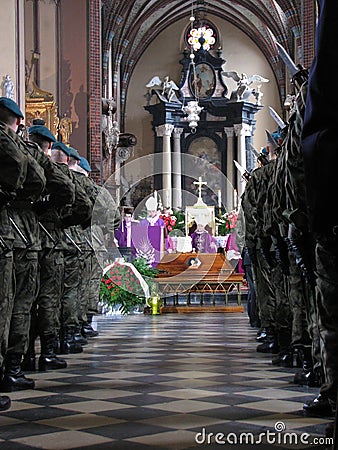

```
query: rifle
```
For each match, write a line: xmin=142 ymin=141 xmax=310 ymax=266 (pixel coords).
xmin=39 ymin=222 xmax=57 ymax=246
xmin=63 ymin=231 xmax=83 ymax=254
xmin=286 ymin=224 xmax=315 ymax=286
xmin=84 ymin=236 xmax=95 ymax=255
xmin=276 ymin=42 xmax=308 ymax=89
xmin=233 ymin=160 xmax=251 ymax=182
xmin=0 ymin=235 xmax=11 ymax=257
xmin=92 ymin=231 xmax=104 ymax=247
xmin=8 ymin=215 xmax=33 ymax=248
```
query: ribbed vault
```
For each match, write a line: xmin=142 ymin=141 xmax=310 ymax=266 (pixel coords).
xmin=102 ymin=0 xmax=304 ymax=115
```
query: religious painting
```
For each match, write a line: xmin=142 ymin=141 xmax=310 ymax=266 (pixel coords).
xmin=189 ymin=63 xmax=216 ymax=99
xmin=185 ymin=136 xmax=222 ymax=207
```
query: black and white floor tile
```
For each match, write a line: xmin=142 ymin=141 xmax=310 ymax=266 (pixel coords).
xmin=0 ymin=311 xmax=333 ymax=449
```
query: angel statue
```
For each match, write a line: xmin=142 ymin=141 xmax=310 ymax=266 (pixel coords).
xmin=221 ymin=71 xmax=269 ymax=102
xmin=145 ymin=75 xmax=181 ymax=104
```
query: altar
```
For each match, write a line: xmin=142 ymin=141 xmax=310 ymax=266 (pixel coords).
xmin=156 ymin=252 xmax=244 ymax=313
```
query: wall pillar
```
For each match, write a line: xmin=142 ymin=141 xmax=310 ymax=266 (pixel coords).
xmin=234 ymin=123 xmax=252 ymax=197
xmin=224 ymin=126 xmax=234 ymax=210
xmin=155 ymin=123 xmax=174 ymax=208
xmin=172 ymin=127 xmax=183 ymax=210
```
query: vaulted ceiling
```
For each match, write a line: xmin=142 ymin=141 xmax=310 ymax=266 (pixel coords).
xmin=101 ymin=0 xmax=304 ymax=106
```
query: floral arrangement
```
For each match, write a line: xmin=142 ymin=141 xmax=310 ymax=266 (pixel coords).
xmin=160 ymin=209 xmax=185 ymax=233
xmin=216 ymin=210 xmax=238 ymax=236
xmin=100 ymin=257 xmax=158 ymax=315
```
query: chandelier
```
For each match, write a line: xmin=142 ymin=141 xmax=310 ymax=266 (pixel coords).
xmin=188 ymin=26 xmax=215 ymax=52
xmin=182 ymin=13 xmax=203 ymax=133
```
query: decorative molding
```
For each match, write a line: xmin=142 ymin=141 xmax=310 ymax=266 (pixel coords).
xmin=224 ymin=127 xmax=234 ymax=137
xmin=173 ymin=127 xmax=184 ymax=138
xmin=233 ymin=123 xmax=252 ymax=137
xmin=155 ymin=123 xmax=174 ymax=137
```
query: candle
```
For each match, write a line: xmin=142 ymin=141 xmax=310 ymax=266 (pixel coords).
xmin=234 ymin=189 xmax=238 ymax=209
xmin=217 ymin=189 xmax=222 ymax=208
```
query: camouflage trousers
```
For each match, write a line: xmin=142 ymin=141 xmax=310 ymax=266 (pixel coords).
xmin=287 ymin=255 xmax=312 ymax=347
xmin=270 ymin=263 xmax=291 ymax=351
xmin=254 ymin=250 xmax=276 ymax=329
xmin=7 ymin=249 xmax=39 ymax=355
xmin=87 ymin=252 xmax=103 ymax=315
xmin=60 ymin=248 xmax=81 ymax=329
xmin=36 ymin=248 xmax=64 ymax=338
xmin=315 ymin=234 xmax=338 ymax=401
xmin=0 ymin=250 xmax=14 ymax=371
xmin=77 ymin=251 xmax=92 ymax=325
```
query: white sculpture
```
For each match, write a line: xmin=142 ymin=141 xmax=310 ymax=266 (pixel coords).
xmin=2 ymin=75 xmax=14 ymax=99
xmin=221 ymin=71 xmax=269 ymax=102
xmin=146 ymin=75 xmax=181 ymax=103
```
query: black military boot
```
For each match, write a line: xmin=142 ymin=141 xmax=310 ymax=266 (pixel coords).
xmin=54 ymin=334 xmax=61 ymax=355
xmin=82 ymin=314 xmax=99 ymax=338
xmin=74 ymin=326 xmax=88 ymax=346
xmin=0 ymin=395 xmax=11 ymax=411
xmin=59 ymin=328 xmax=83 ymax=354
xmin=0 ymin=353 xmax=35 ymax=392
xmin=294 ymin=347 xmax=321 ymax=387
xmin=272 ymin=330 xmax=293 ymax=367
xmin=272 ymin=351 xmax=293 ymax=367
xmin=21 ymin=339 xmax=36 ymax=372
xmin=256 ymin=328 xmax=278 ymax=353
xmin=39 ymin=334 xmax=67 ymax=371
xmin=303 ymin=394 xmax=334 ymax=417
xmin=256 ymin=328 xmax=267 ymax=342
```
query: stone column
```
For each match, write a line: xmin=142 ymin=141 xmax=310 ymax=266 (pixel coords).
xmin=155 ymin=123 xmax=174 ymax=208
xmin=234 ymin=123 xmax=252 ymax=197
xmin=224 ymin=127 xmax=234 ymax=210
xmin=172 ymin=128 xmax=183 ymax=210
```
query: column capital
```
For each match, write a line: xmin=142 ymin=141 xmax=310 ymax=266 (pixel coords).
xmin=233 ymin=123 xmax=252 ymax=137
xmin=173 ymin=127 xmax=184 ymax=137
xmin=224 ymin=127 xmax=234 ymax=137
xmin=155 ymin=123 xmax=174 ymax=137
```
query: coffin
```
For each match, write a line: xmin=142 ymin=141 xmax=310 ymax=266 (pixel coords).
xmin=156 ymin=253 xmax=244 ymax=312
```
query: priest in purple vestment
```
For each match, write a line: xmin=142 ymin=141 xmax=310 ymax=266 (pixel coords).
xmin=191 ymin=223 xmax=217 ymax=253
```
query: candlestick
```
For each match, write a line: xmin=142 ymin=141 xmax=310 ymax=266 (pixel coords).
xmin=234 ymin=189 xmax=238 ymax=210
xmin=217 ymin=189 xmax=222 ymax=208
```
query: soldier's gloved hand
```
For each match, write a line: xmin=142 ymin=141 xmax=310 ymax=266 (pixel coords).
xmin=0 ymin=189 xmax=13 ymax=209
xmin=274 ymin=245 xmax=289 ymax=275
xmin=258 ymin=238 xmax=273 ymax=268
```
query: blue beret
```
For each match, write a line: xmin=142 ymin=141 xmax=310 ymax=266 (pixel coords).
xmin=271 ymin=130 xmax=282 ymax=141
xmin=79 ymin=157 xmax=92 ymax=173
xmin=52 ymin=141 xmax=71 ymax=156
xmin=68 ymin=147 xmax=81 ymax=160
xmin=0 ymin=97 xmax=24 ymax=119
xmin=28 ymin=125 xmax=56 ymax=142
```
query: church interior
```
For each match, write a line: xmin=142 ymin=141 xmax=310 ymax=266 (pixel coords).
xmin=1 ymin=0 xmax=337 ymax=449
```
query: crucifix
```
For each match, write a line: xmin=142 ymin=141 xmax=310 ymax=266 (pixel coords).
xmin=193 ymin=176 xmax=207 ymax=201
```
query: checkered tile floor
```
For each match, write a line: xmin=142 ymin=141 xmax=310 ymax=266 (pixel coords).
xmin=0 ymin=312 xmax=333 ymax=449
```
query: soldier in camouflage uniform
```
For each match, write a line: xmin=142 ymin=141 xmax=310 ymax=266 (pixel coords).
xmin=241 ymin=166 xmax=277 ymax=350
xmin=0 ymin=98 xmax=29 ymax=408
xmin=51 ymin=142 xmax=92 ymax=354
xmin=301 ymin=0 xmax=338 ymax=417
xmin=74 ymin=157 xmax=116 ymax=337
xmin=22 ymin=126 xmax=76 ymax=372
xmin=67 ymin=148 xmax=94 ymax=346
xmin=272 ymin=84 xmax=320 ymax=388
xmin=259 ymin=153 xmax=292 ymax=365
xmin=0 ymin=109 xmax=47 ymax=392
